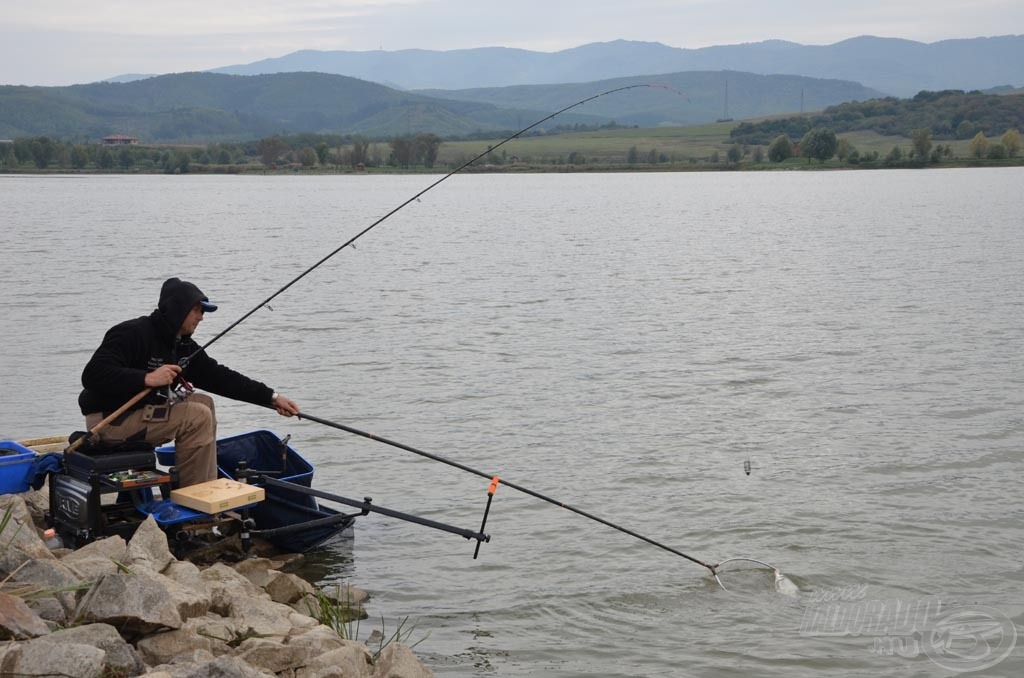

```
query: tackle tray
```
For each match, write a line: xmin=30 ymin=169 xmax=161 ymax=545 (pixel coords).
xmin=65 ymin=448 xmax=167 ymax=490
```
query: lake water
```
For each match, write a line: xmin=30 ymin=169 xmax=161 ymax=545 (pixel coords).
xmin=2 ymin=168 xmax=1022 ymax=676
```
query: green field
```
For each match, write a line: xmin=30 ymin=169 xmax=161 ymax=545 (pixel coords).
xmin=434 ymin=122 xmax=940 ymax=168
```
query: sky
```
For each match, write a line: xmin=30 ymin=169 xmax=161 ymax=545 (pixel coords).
xmin=2 ymin=0 xmax=1022 ymax=86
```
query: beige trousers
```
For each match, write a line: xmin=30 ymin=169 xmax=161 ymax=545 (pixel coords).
xmin=85 ymin=393 xmax=218 ymax=488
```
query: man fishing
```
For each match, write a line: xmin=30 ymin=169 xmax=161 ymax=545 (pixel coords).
xmin=78 ymin=277 xmax=299 ymax=487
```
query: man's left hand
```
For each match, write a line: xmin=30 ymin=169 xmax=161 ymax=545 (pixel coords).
xmin=272 ymin=393 xmax=300 ymax=417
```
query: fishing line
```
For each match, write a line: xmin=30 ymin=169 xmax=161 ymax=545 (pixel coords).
xmin=183 ymin=83 xmax=679 ymax=366
xmin=288 ymin=409 xmax=794 ymax=591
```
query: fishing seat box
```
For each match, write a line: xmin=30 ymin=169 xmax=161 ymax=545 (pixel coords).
xmin=0 ymin=441 xmax=37 ymax=495
xmin=49 ymin=443 xmax=169 ymax=546
xmin=64 ymin=447 xmax=158 ymax=482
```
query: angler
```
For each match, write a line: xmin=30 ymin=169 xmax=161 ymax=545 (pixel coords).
xmin=78 ymin=277 xmax=300 ymax=487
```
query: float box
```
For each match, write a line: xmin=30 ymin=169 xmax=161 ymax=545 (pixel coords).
xmin=170 ymin=478 xmax=264 ymax=514
xmin=0 ymin=441 xmax=36 ymax=495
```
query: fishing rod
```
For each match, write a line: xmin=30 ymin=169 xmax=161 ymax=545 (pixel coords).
xmin=183 ymin=83 xmax=678 ymax=366
xmin=72 ymin=85 xmax=676 ymax=451
xmin=292 ymin=409 xmax=719 ymax=573
xmin=291 ymin=410 xmax=796 ymax=591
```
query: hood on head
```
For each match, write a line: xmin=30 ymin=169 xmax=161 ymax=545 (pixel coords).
xmin=157 ymin=277 xmax=215 ymax=335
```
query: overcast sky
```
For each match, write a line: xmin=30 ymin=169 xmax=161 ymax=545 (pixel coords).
xmin=2 ymin=0 xmax=1021 ymax=86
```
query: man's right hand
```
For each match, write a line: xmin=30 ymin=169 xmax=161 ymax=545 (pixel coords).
xmin=145 ymin=364 xmax=183 ymax=388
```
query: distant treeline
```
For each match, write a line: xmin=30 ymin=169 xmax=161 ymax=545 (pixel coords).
xmin=730 ymin=90 xmax=1024 ymax=144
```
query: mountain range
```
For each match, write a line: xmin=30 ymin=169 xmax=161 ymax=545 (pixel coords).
xmin=3 ymin=35 xmax=1020 ymax=143
xmin=0 ymin=70 xmax=880 ymax=141
xmin=203 ymin=36 xmax=1024 ymax=97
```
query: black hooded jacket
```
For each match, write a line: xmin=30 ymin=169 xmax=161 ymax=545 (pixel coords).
xmin=79 ymin=278 xmax=275 ymax=415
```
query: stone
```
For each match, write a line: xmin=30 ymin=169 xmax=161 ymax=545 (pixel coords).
xmin=372 ymin=643 xmax=434 ymax=678
xmin=149 ymin=654 xmax=275 ymax=678
xmin=0 ymin=638 xmax=105 ymax=678
xmin=0 ymin=591 xmax=51 ymax=639
xmin=128 ymin=515 xmax=175 ymax=573
xmin=200 ymin=562 xmax=268 ymax=615
xmin=232 ymin=557 xmax=278 ymax=588
xmin=264 ymin=570 xmax=315 ymax=604
xmin=295 ymin=642 xmax=375 ymax=678
xmin=227 ymin=595 xmax=318 ymax=636
xmin=44 ymin=623 xmax=147 ymax=676
xmin=5 ymin=556 xmax=81 ymax=618
xmin=0 ymin=495 xmax=53 ymax=566
xmin=233 ymin=637 xmax=312 ymax=674
xmin=61 ymin=534 xmax=129 ymax=581
xmin=75 ymin=569 xmax=210 ymax=636
xmin=137 ymin=615 xmax=239 ymax=664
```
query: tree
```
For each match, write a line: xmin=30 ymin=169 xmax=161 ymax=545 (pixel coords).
xmin=726 ymin=144 xmax=742 ymax=163
xmin=752 ymin=146 xmax=765 ymax=163
xmin=910 ymin=128 xmax=932 ymax=160
xmin=98 ymin=149 xmax=114 ymax=169
xmin=30 ymin=136 xmax=56 ymax=169
xmin=70 ymin=145 xmax=90 ymax=169
xmin=884 ymin=145 xmax=903 ymax=166
xmin=1000 ymin=128 xmax=1021 ymax=157
xmin=118 ymin=147 xmax=135 ymax=169
xmin=768 ymin=135 xmax=793 ymax=162
xmin=315 ymin=142 xmax=329 ymax=165
xmin=987 ymin=144 xmax=1007 ymax=159
xmin=298 ymin=147 xmax=318 ymax=167
xmin=258 ymin=136 xmax=287 ymax=166
xmin=968 ymin=131 xmax=989 ymax=159
xmin=627 ymin=145 xmax=639 ymax=164
xmin=836 ymin=138 xmax=853 ymax=162
xmin=800 ymin=127 xmax=838 ymax=163
xmin=351 ymin=136 xmax=370 ymax=167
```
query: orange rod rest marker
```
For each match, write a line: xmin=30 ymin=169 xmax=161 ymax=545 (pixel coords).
xmin=489 ymin=476 xmax=500 ymax=495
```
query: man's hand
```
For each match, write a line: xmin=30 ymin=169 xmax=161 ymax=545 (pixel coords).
xmin=145 ymin=363 xmax=182 ymax=388
xmin=272 ymin=393 xmax=300 ymax=417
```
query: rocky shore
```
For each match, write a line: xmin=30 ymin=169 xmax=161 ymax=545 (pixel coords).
xmin=0 ymin=491 xmax=434 ymax=678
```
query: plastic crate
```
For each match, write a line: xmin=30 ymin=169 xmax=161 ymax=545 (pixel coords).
xmin=0 ymin=441 xmax=37 ymax=495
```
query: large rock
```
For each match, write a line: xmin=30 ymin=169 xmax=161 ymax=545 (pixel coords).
xmin=5 ymin=556 xmax=81 ymax=621
xmin=60 ymin=535 xmax=129 ymax=581
xmin=264 ymin=570 xmax=315 ymax=604
xmin=0 ymin=591 xmax=51 ymax=640
xmin=295 ymin=642 xmax=375 ymax=678
xmin=0 ymin=638 xmax=105 ymax=678
xmin=148 ymin=654 xmax=275 ymax=678
xmin=75 ymin=569 xmax=210 ymax=636
xmin=127 ymin=515 xmax=175 ymax=573
xmin=136 ymin=617 xmax=229 ymax=666
xmin=373 ymin=643 xmax=434 ymax=678
xmin=44 ymin=623 xmax=147 ymax=676
xmin=0 ymin=495 xmax=53 ymax=569
xmin=227 ymin=595 xmax=320 ymax=637
xmin=199 ymin=563 xmax=268 ymax=616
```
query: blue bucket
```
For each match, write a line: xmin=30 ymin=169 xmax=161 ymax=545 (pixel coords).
xmin=0 ymin=441 xmax=37 ymax=495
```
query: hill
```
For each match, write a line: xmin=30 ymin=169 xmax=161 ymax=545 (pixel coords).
xmin=729 ymin=90 xmax=1024 ymax=144
xmin=204 ymin=36 xmax=1024 ymax=97
xmin=418 ymin=71 xmax=882 ymax=128
xmin=0 ymin=70 xmax=878 ymax=142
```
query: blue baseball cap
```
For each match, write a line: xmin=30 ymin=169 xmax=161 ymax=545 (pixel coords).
xmin=200 ymin=299 xmax=218 ymax=312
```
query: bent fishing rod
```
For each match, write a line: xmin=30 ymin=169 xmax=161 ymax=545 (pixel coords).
xmin=182 ymin=83 xmax=678 ymax=366
xmin=290 ymin=410 xmax=794 ymax=591
xmin=290 ymin=409 xmax=719 ymax=574
xmin=72 ymin=85 xmax=674 ymax=450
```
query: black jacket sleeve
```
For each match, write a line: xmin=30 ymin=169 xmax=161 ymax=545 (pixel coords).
xmin=182 ymin=343 xmax=275 ymax=407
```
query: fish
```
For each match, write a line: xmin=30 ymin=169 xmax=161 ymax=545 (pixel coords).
xmin=774 ymin=569 xmax=799 ymax=596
